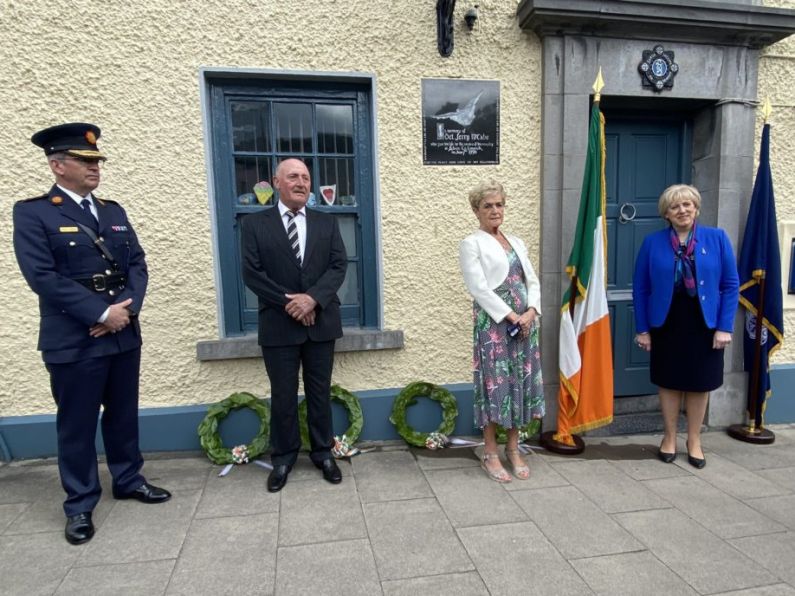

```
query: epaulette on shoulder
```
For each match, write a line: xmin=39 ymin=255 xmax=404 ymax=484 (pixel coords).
xmin=20 ymin=193 xmax=48 ymax=202
xmin=94 ymin=196 xmax=118 ymax=206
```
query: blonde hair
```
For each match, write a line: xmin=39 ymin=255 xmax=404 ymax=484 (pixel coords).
xmin=658 ymin=184 xmax=701 ymax=218
xmin=468 ymin=180 xmax=506 ymax=210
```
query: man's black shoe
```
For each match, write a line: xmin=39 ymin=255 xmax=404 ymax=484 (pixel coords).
xmin=316 ymin=458 xmax=342 ymax=484
xmin=267 ymin=465 xmax=291 ymax=492
xmin=113 ymin=482 xmax=172 ymax=504
xmin=65 ymin=512 xmax=94 ymax=545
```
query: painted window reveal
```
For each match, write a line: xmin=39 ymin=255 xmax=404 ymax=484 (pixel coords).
xmin=208 ymin=77 xmax=377 ymax=334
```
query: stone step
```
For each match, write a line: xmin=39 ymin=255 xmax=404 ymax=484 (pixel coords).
xmin=585 ymin=411 xmax=686 ymax=436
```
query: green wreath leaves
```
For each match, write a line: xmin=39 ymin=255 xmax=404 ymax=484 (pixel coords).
xmin=197 ymin=392 xmax=271 ymax=465
xmin=298 ymin=384 xmax=364 ymax=450
xmin=389 ymin=382 xmax=458 ymax=447
xmin=495 ymin=418 xmax=542 ymax=444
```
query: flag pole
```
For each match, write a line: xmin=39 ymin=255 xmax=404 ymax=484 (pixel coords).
xmin=728 ymin=97 xmax=776 ymax=445
xmin=540 ymin=69 xmax=606 ymax=456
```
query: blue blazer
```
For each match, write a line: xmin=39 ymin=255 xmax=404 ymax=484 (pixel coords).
xmin=633 ymin=224 xmax=739 ymax=333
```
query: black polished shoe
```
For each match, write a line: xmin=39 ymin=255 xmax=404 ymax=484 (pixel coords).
xmin=657 ymin=450 xmax=677 ymax=464
xmin=267 ymin=465 xmax=291 ymax=493
xmin=316 ymin=458 xmax=342 ymax=484
xmin=65 ymin=512 xmax=94 ymax=545
xmin=686 ymin=441 xmax=706 ymax=469
xmin=114 ymin=482 xmax=172 ymax=504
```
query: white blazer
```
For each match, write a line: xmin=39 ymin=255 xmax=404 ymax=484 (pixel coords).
xmin=459 ymin=229 xmax=542 ymax=323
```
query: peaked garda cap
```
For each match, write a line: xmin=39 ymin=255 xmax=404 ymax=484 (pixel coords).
xmin=31 ymin=122 xmax=105 ymax=159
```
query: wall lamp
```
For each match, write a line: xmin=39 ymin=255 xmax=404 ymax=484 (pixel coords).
xmin=464 ymin=5 xmax=479 ymax=31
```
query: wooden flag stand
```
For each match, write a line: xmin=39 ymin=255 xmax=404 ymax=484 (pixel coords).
xmin=728 ymin=98 xmax=776 ymax=447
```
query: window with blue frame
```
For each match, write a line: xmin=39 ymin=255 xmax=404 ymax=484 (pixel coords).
xmin=208 ymin=77 xmax=377 ymax=335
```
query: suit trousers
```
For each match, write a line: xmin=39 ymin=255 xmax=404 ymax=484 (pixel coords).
xmin=261 ymin=340 xmax=335 ymax=467
xmin=46 ymin=348 xmax=145 ymax=516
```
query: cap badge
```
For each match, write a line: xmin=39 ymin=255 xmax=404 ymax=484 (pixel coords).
xmin=85 ymin=130 xmax=97 ymax=144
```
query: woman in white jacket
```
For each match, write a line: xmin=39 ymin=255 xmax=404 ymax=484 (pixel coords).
xmin=459 ymin=180 xmax=544 ymax=483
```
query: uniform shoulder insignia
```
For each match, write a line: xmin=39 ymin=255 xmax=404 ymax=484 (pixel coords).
xmin=19 ymin=193 xmax=48 ymax=202
xmin=95 ymin=196 xmax=118 ymax=206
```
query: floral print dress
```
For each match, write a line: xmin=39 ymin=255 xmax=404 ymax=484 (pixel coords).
xmin=472 ymin=247 xmax=544 ymax=430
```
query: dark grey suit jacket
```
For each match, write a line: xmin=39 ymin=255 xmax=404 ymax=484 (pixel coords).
xmin=241 ymin=206 xmax=347 ymax=346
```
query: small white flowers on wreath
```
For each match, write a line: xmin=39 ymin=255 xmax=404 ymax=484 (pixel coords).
xmin=331 ymin=434 xmax=361 ymax=458
xmin=424 ymin=432 xmax=449 ymax=450
xmin=231 ymin=445 xmax=250 ymax=464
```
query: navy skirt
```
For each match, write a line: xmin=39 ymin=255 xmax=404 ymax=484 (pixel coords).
xmin=649 ymin=290 xmax=724 ymax=392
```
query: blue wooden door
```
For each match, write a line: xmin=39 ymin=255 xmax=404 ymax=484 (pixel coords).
xmin=605 ymin=116 xmax=691 ymax=396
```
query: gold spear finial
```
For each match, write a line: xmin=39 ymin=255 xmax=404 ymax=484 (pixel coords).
xmin=762 ymin=97 xmax=772 ymax=123
xmin=593 ymin=67 xmax=605 ymax=102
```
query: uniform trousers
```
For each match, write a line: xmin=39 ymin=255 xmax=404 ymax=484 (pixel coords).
xmin=261 ymin=340 xmax=335 ymax=467
xmin=46 ymin=348 xmax=145 ymax=516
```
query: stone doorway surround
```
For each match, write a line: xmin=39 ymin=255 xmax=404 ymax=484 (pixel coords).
xmin=516 ymin=0 xmax=795 ymax=430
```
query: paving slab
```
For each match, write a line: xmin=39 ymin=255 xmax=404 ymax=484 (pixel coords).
xmin=711 ymin=585 xmax=795 ymax=595
xmin=689 ymin=453 xmax=791 ymax=500
xmin=570 ymin=550 xmax=698 ymax=596
xmin=381 ymin=571 xmax=489 ymax=595
xmin=756 ymin=466 xmax=795 ymax=493
xmin=701 ymin=434 xmax=795 ymax=471
xmin=77 ymin=489 xmax=201 ymax=566
xmin=730 ymin=531 xmax=795 ymax=587
xmin=0 ymin=502 xmax=28 ymax=534
xmin=275 ymin=538 xmax=380 ymax=596
xmin=550 ymin=459 xmax=669 ymax=513
xmin=411 ymin=445 xmax=481 ymax=471
xmin=424 ymin=466 xmax=527 ymax=528
xmin=510 ymin=485 xmax=642 ymax=559
xmin=352 ymin=449 xmax=432 ymax=503
xmin=278 ymin=476 xmax=366 ymax=546
xmin=644 ymin=475 xmax=785 ymax=538
xmin=745 ymin=495 xmax=795 ymax=530
xmin=364 ymin=497 xmax=473 ymax=580
xmin=0 ymin=465 xmax=61 ymax=503
xmin=607 ymin=453 xmax=693 ymax=482
xmin=503 ymin=450 xmax=571 ymax=491
xmin=5 ymin=493 xmax=115 ymax=536
xmin=287 ymin=456 xmax=353 ymax=483
xmin=56 ymin=559 xmax=175 ymax=595
xmin=615 ymin=508 xmax=776 ymax=594
xmin=457 ymin=521 xmax=591 ymax=595
xmin=0 ymin=531 xmax=82 ymax=596
xmin=194 ymin=465 xmax=278 ymax=519
xmin=167 ymin=513 xmax=278 ymax=595
xmin=139 ymin=456 xmax=213 ymax=492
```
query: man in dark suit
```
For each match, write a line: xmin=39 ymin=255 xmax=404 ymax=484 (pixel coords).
xmin=13 ymin=123 xmax=171 ymax=546
xmin=241 ymin=158 xmax=347 ymax=492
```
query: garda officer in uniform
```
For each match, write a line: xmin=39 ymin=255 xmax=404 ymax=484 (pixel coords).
xmin=13 ymin=123 xmax=171 ymax=545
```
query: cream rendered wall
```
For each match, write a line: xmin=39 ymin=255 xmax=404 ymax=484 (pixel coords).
xmin=760 ymin=0 xmax=795 ymax=363
xmin=0 ymin=1 xmax=542 ymax=415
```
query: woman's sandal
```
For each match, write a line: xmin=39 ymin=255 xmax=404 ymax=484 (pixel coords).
xmin=481 ymin=453 xmax=512 ymax=483
xmin=505 ymin=449 xmax=530 ymax=480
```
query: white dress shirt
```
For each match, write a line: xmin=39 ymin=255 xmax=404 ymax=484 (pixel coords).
xmin=277 ymin=200 xmax=307 ymax=260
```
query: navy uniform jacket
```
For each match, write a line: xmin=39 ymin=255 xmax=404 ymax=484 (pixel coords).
xmin=241 ymin=206 xmax=346 ymax=347
xmin=13 ymin=184 xmax=147 ymax=364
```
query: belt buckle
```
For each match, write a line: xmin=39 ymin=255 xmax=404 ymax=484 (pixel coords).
xmin=92 ymin=274 xmax=107 ymax=292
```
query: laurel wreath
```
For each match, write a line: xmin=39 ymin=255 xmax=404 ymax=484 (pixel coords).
xmin=298 ymin=384 xmax=364 ymax=449
xmin=197 ymin=392 xmax=271 ymax=465
xmin=495 ymin=418 xmax=542 ymax=444
xmin=389 ymin=381 xmax=458 ymax=447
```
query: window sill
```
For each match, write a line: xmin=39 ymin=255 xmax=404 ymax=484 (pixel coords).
xmin=196 ymin=328 xmax=404 ymax=361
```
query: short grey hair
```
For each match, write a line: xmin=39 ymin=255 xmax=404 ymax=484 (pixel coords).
xmin=468 ymin=180 xmax=506 ymax=210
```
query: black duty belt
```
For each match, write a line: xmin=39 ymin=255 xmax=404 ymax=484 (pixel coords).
xmin=75 ymin=272 xmax=127 ymax=293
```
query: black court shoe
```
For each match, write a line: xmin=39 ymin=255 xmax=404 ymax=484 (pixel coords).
xmin=686 ymin=441 xmax=706 ymax=469
xmin=657 ymin=449 xmax=677 ymax=464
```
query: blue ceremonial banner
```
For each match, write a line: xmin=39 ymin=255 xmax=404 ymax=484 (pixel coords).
xmin=738 ymin=123 xmax=784 ymax=428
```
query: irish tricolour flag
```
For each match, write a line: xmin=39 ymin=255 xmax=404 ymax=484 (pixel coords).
xmin=554 ymin=99 xmax=614 ymax=446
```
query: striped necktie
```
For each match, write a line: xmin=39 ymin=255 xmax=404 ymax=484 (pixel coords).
xmin=286 ymin=210 xmax=302 ymax=264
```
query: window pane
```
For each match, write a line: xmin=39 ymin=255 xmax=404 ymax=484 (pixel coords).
xmin=274 ymin=103 xmax=312 ymax=154
xmin=317 ymin=104 xmax=353 ymax=154
xmin=318 ymin=157 xmax=354 ymax=206
xmin=337 ymin=215 xmax=357 ymax=257
xmin=338 ymin=262 xmax=359 ymax=306
xmin=235 ymin=156 xmax=273 ymax=204
xmin=244 ymin=285 xmax=258 ymax=310
xmin=231 ymin=101 xmax=270 ymax=153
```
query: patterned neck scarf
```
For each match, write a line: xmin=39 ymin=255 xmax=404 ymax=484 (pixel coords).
xmin=670 ymin=223 xmax=697 ymax=296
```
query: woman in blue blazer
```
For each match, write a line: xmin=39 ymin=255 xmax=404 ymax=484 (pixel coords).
xmin=633 ymin=184 xmax=739 ymax=469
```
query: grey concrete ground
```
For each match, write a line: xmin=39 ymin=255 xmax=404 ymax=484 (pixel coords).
xmin=2 ymin=427 xmax=795 ymax=595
